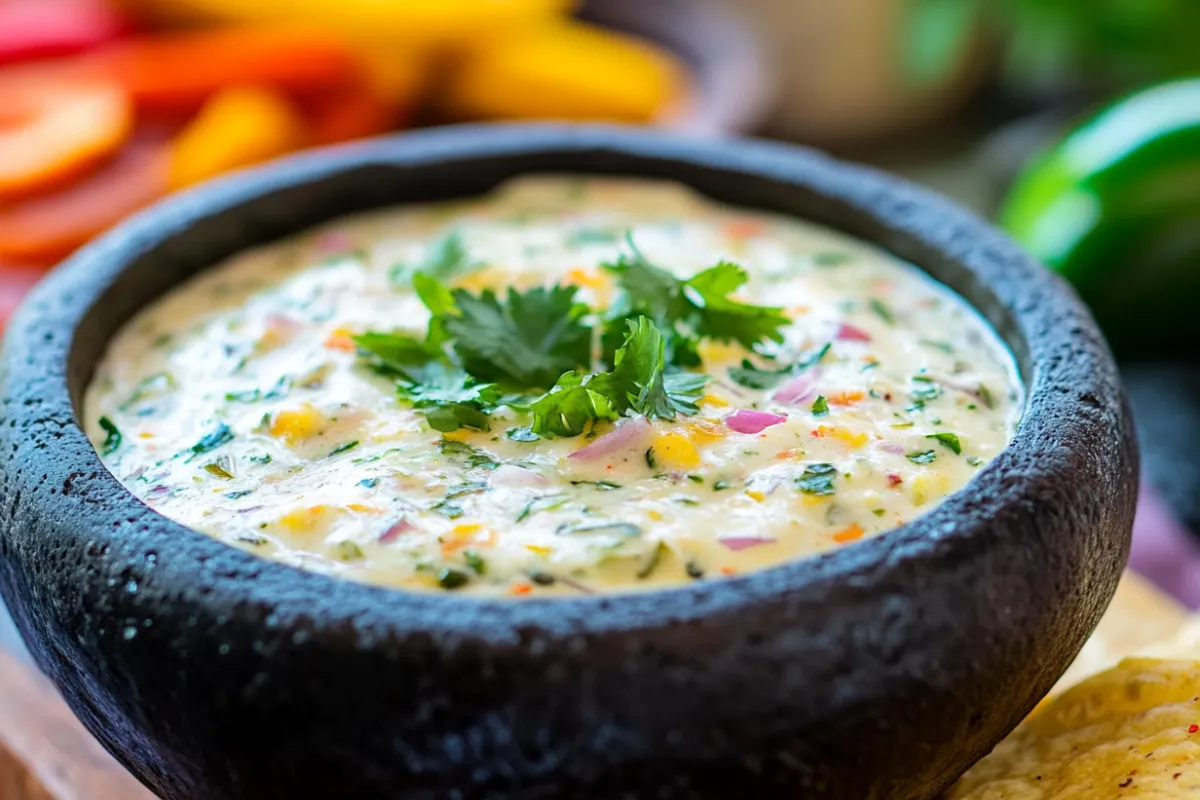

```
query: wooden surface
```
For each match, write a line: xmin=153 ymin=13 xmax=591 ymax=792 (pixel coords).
xmin=0 ymin=607 xmax=153 ymax=800
xmin=0 ymin=573 xmax=1189 ymax=800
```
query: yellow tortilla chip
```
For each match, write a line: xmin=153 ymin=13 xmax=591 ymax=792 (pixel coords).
xmin=949 ymin=659 xmax=1200 ymax=798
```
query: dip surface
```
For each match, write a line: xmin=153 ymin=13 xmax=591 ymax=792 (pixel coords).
xmin=85 ymin=177 xmax=1022 ymax=596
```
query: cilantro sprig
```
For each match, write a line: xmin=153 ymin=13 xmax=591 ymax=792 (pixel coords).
xmin=602 ymin=234 xmax=788 ymax=362
xmin=359 ymin=235 xmax=788 ymax=439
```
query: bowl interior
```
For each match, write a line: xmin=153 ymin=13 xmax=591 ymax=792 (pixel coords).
xmin=64 ymin=130 xmax=1029 ymax=420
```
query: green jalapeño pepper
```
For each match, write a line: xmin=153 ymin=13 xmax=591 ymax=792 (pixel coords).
xmin=1001 ymin=79 xmax=1200 ymax=352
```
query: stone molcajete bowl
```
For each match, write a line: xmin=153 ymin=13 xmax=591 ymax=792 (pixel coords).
xmin=0 ymin=126 xmax=1137 ymax=799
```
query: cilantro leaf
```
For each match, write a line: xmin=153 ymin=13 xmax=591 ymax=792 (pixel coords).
xmin=352 ymin=332 xmax=439 ymax=381
xmin=390 ymin=231 xmax=474 ymax=287
xmin=530 ymin=372 xmax=619 ymax=437
xmin=404 ymin=362 xmax=502 ymax=433
xmin=683 ymin=261 xmax=789 ymax=349
xmin=602 ymin=234 xmax=686 ymax=323
xmin=796 ymin=463 xmax=837 ymax=495
xmin=592 ymin=317 xmax=707 ymax=420
xmin=926 ymin=432 xmax=962 ymax=455
xmin=728 ymin=343 xmax=830 ymax=390
xmin=602 ymin=235 xmax=788 ymax=359
xmin=440 ymin=285 xmax=592 ymax=389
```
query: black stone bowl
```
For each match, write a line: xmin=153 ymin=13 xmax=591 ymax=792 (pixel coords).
xmin=0 ymin=125 xmax=1137 ymax=800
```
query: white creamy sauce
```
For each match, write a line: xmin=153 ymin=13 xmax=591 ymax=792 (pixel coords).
xmin=85 ymin=177 xmax=1022 ymax=596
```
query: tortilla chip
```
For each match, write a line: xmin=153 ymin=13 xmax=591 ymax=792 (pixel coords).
xmin=949 ymin=659 xmax=1200 ymax=798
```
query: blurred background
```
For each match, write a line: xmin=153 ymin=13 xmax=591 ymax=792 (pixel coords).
xmin=1 ymin=0 xmax=1198 ymax=609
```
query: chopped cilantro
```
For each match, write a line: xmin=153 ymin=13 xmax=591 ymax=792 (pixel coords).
xmin=357 ymin=477 xmax=379 ymax=488
xmin=919 ymin=339 xmax=954 ymax=354
xmin=686 ymin=474 xmax=705 ymax=484
xmin=516 ymin=494 xmax=568 ymax=522
xmin=811 ymin=395 xmax=829 ymax=416
xmin=872 ymin=508 xmax=887 ymax=517
xmin=796 ymin=463 xmax=837 ymax=495
xmin=728 ymin=343 xmax=830 ymax=390
xmin=337 ymin=541 xmax=365 ymax=561
xmin=602 ymin=234 xmax=788 ymax=353
xmin=389 ymin=230 xmax=474 ymax=287
xmin=906 ymin=450 xmax=937 ymax=464
xmin=869 ymin=298 xmax=894 ymax=324
xmin=437 ymin=567 xmax=470 ymax=589
xmin=440 ymin=284 xmax=592 ymax=389
xmin=636 ymin=541 xmax=668 ymax=579
xmin=556 ymin=521 xmax=642 ymax=537
xmin=506 ymin=427 xmax=538 ymax=442
xmin=528 ymin=570 xmax=557 ymax=586
xmin=224 ymin=490 xmax=254 ymax=500
xmin=712 ymin=480 xmax=732 ymax=491
xmin=977 ymin=384 xmax=996 ymax=409
xmin=530 ymin=372 xmax=619 ymax=437
xmin=570 ymin=480 xmax=623 ymax=491
xmin=463 ymin=549 xmax=487 ymax=575
xmin=437 ymin=440 xmax=499 ymax=470
xmin=926 ymin=432 xmax=961 ymax=454
xmin=813 ymin=252 xmax=850 ymax=266
xmin=248 ymin=453 xmax=272 ymax=464
xmin=966 ymin=456 xmax=984 ymax=467
xmin=644 ymin=448 xmax=657 ymax=470
xmin=98 ymin=416 xmax=122 ymax=456
xmin=328 ymin=440 xmax=359 ymax=457
xmin=188 ymin=423 xmax=233 ymax=460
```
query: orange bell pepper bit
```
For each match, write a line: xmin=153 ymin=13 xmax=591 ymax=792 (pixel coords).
xmin=0 ymin=76 xmax=132 ymax=200
xmin=168 ymin=85 xmax=306 ymax=190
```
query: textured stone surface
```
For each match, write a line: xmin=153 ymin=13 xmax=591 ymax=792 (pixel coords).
xmin=0 ymin=126 xmax=1137 ymax=800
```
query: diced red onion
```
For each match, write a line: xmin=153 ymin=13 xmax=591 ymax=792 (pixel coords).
xmin=772 ymin=372 xmax=819 ymax=405
xmin=835 ymin=322 xmax=871 ymax=342
xmin=875 ymin=441 xmax=906 ymax=455
xmin=719 ymin=536 xmax=777 ymax=552
xmin=489 ymin=464 xmax=548 ymax=489
xmin=314 ymin=230 xmax=355 ymax=255
xmin=568 ymin=417 xmax=652 ymax=461
xmin=725 ymin=409 xmax=787 ymax=434
xmin=379 ymin=518 xmax=415 ymax=544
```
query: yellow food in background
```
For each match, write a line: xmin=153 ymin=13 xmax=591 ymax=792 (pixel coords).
xmin=116 ymin=0 xmax=576 ymax=45
xmin=949 ymin=658 xmax=1200 ymax=798
xmin=437 ymin=19 xmax=683 ymax=123
xmin=169 ymin=85 xmax=305 ymax=189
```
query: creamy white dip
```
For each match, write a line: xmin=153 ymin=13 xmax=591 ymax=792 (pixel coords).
xmin=85 ymin=177 xmax=1022 ymax=596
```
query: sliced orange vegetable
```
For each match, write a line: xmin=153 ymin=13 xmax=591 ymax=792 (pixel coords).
xmin=300 ymin=76 xmax=395 ymax=146
xmin=828 ymin=391 xmax=866 ymax=406
xmin=0 ymin=265 xmax=49 ymax=334
xmin=118 ymin=0 xmax=575 ymax=46
xmin=438 ymin=19 xmax=683 ymax=123
xmin=168 ymin=85 xmax=306 ymax=190
xmin=0 ymin=135 xmax=167 ymax=263
xmin=88 ymin=28 xmax=364 ymax=114
xmin=0 ymin=76 xmax=132 ymax=199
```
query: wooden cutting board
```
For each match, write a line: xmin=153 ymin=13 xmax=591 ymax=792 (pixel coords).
xmin=0 ymin=572 xmax=1188 ymax=800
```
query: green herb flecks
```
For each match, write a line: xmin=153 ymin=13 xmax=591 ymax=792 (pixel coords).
xmin=328 ymin=440 xmax=359 ymax=457
xmin=869 ymin=298 xmax=894 ymax=325
xmin=98 ymin=416 xmax=122 ymax=456
xmin=728 ymin=343 xmax=830 ymax=390
xmin=437 ymin=567 xmax=471 ymax=590
xmin=796 ymin=463 xmax=837 ymax=496
xmin=926 ymin=432 xmax=962 ymax=455
xmin=187 ymin=423 xmax=233 ymax=460
xmin=463 ymin=549 xmax=487 ymax=575
xmin=906 ymin=450 xmax=937 ymax=464
xmin=389 ymin=230 xmax=476 ymax=287
xmin=811 ymin=395 xmax=830 ymax=417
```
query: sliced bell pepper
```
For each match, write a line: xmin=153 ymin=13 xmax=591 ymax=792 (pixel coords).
xmin=118 ymin=0 xmax=575 ymax=45
xmin=0 ymin=75 xmax=133 ymax=200
xmin=1001 ymin=78 xmax=1200 ymax=352
xmin=0 ymin=135 xmax=168 ymax=263
xmin=169 ymin=86 xmax=306 ymax=190
xmin=436 ymin=20 xmax=683 ymax=124
xmin=0 ymin=0 xmax=127 ymax=67
xmin=85 ymin=28 xmax=365 ymax=114
xmin=300 ymin=74 xmax=397 ymax=146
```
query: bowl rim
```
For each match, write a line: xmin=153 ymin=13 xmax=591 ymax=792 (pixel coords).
xmin=3 ymin=123 xmax=1128 ymax=645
